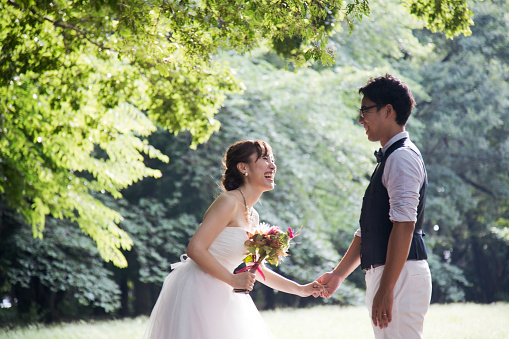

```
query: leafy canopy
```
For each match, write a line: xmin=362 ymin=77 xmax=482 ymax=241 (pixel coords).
xmin=1 ymin=0 xmax=474 ymax=267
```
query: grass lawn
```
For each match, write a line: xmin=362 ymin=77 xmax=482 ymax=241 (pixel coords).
xmin=263 ymin=303 xmax=509 ymax=339
xmin=1 ymin=303 xmax=507 ymax=338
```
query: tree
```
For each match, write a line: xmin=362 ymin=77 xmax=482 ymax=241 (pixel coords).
xmin=0 ymin=0 xmax=334 ymax=267
xmin=0 ymin=204 xmax=122 ymax=323
xmin=1 ymin=0 xmax=474 ymax=268
xmin=411 ymin=0 xmax=509 ymax=302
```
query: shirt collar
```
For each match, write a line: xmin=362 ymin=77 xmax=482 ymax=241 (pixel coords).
xmin=382 ymin=131 xmax=409 ymax=153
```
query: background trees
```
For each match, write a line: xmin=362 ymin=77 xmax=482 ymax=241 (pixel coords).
xmin=4 ymin=0 xmax=507 ymax=326
xmin=411 ymin=0 xmax=509 ymax=302
xmin=0 ymin=0 xmax=473 ymax=266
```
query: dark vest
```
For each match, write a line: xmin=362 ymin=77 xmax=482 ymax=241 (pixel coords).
xmin=359 ymin=137 xmax=428 ymax=269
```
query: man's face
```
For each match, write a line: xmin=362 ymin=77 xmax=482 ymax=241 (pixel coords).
xmin=359 ymin=97 xmax=385 ymax=143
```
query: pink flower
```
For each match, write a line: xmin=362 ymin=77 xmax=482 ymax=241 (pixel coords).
xmin=287 ymin=227 xmax=294 ymax=239
xmin=267 ymin=226 xmax=281 ymax=235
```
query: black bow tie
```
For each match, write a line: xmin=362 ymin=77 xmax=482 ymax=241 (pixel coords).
xmin=374 ymin=148 xmax=384 ymax=163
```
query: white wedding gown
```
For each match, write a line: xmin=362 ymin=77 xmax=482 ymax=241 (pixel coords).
xmin=142 ymin=226 xmax=274 ymax=339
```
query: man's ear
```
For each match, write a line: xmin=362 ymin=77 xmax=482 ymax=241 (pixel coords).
xmin=386 ymin=104 xmax=395 ymax=118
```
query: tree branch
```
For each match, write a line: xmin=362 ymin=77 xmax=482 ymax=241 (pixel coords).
xmin=42 ymin=15 xmax=113 ymax=51
xmin=457 ymin=173 xmax=496 ymax=198
xmin=8 ymin=0 xmax=112 ymax=51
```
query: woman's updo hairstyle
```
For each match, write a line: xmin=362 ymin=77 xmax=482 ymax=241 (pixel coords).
xmin=221 ymin=140 xmax=272 ymax=191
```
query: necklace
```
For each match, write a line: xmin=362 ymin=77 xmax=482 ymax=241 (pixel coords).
xmin=237 ymin=188 xmax=254 ymax=225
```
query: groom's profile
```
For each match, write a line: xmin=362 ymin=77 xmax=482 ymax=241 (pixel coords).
xmin=317 ymin=74 xmax=432 ymax=339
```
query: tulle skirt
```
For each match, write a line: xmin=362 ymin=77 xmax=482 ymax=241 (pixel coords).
xmin=142 ymin=260 xmax=274 ymax=339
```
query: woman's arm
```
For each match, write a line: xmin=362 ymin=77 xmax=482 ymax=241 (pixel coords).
xmin=186 ymin=193 xmax=256 ymax=291
xmin=256 ymin=265 xmax=322 ymax=297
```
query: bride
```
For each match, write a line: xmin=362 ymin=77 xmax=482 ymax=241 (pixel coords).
xmin=142 ymin=140 xmax=322 ymax=339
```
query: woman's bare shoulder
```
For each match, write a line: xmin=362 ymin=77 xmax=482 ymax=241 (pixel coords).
xmin=203 ymin=191 xmax=239 ymax=219
xmin=217 ymin=190 xmax=240 ymax=206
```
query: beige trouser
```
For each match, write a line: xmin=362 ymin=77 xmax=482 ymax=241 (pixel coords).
xmin=365 ymin=260 xmax=432 ymax=339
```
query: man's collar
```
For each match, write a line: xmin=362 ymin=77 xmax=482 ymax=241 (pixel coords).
xmin=382 ymin=131 xmax=408 ymax=153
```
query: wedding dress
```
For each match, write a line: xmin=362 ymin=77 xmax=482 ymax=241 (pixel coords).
xmin=142 ymin=226 xmax=274 ymax=339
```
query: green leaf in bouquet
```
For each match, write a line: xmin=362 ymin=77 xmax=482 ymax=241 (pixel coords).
xmin=243 ymin=254 xmax=254 ymax=263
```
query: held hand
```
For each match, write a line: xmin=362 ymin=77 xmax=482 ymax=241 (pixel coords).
xmin=299 ymin=281 xmax=325 ymax=298
xmin=231 ymin=271 xmax=256 ymax=291
xmin=316 ymin=272 xmax=342 ymax=298
xmin=371 ymin=287 xmax=393 ymax=329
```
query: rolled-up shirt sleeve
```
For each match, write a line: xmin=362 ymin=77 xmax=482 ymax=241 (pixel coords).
xmin=354 ymin=228 xmax=362 ymax=237
xmin=382 ymin=148 xmax=425 ymax=223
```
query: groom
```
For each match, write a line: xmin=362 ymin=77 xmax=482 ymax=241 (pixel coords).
xmin=318 ymin=74 xmax=432 ymax=338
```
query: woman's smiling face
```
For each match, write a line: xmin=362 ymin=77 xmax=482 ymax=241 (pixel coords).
xmin=248 ymin=151 xmax=276 ymax=191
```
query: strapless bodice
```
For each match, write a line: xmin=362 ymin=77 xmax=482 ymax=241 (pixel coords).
xmin=208 ymin=226 xmax=248 ymax=272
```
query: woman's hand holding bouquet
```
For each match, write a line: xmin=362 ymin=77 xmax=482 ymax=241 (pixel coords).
xmin=234 ymin=223 xmax=295 ymax=293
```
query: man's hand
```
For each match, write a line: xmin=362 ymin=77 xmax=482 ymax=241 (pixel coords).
xmin=370 ymin=221 xmax=414 ymax=328
xmin=316 ymin=272 xmax=342 ymax=298
xmin=371 ymin=284 xmax=394 ymax=328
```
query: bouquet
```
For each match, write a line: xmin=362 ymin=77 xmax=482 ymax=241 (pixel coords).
xmin=234 ymin=222 xmax=295 ymax=293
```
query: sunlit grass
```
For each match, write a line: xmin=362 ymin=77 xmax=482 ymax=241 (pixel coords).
xmin=263 ymin=303 xmax=509 ymax=339
xmin=1 ymin=303 xmax=507 ymax=339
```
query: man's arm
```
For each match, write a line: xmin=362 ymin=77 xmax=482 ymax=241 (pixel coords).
xmin=371 ymin=221 xmax=414 ymax=328
xmin=373 ymin=146 xmax=424 ymax=327
xmin=317 ymin=235 xmax=362 ymax=298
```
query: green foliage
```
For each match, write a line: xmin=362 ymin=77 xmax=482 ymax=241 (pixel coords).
xmin=110 ymin=197 xmax=197 ymax=285
xmin=0 ymin=0 xmax=360 ymax=267
xmin=0 ymin=211 xmax=121 ymax=321
xmin=427 ymin=252 xmax=469 ymax=302
xmin=492 ymin=217 xmax=509 ymax=243
xmin=330 ymin=1 xmax=434 ymax=69
xmin=409 ymin=0 xmax=509 ymax=303
xmin=0 ymin=79 xmax=166 ymax=267
xmin=0 ymin=0 xmax=241 ymax=266
xmin=344 ymin=0 xmax=371 ymax=31
xmin=0 ymin=0 xmax=475 ymax=268
xmin=404 ymin=0 xmax=474 ymax=38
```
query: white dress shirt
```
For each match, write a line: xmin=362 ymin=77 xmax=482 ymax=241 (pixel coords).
xmin=355 ymin=131 xmax=426 ymax=238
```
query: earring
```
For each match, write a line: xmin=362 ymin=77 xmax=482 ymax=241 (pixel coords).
xmin=244 ymin=172 xmax=248 ymax=176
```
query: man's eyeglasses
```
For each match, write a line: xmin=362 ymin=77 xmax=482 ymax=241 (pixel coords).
xmin=358 ymin=104 xmax=380 ymax=119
